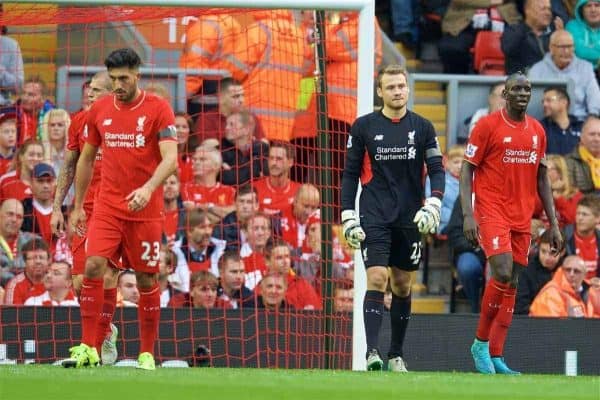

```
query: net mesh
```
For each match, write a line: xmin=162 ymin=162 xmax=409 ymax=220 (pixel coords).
xmin=0 ymin=3 xmax=362 ymax=368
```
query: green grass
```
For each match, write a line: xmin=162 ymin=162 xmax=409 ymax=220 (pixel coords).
xmin=0 ymin=365 xmax=598 ymax=400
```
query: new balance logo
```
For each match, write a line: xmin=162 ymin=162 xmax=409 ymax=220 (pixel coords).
xmin=374 ymin=135 xmax=384 ymax=141
xmin=103 ymin=119 xmax=112 ymax=126
xmin=503 ymin=137 xmax=512 ymax=143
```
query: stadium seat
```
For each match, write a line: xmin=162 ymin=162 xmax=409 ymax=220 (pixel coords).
xmin=471 ymin=31 xmax=505 ymax=76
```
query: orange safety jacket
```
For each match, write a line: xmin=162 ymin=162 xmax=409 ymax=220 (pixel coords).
xmin=225 ymin=10 xmax=308 ymax=142
xmin=292 ymin=14 xmax=383 ymax=139
xmin=529 ymin=268 xmax=600 ymax=318
xmin=180 ymin=14 xmax=241 ymax=96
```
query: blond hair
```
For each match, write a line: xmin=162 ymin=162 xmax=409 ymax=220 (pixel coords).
xmin=40 ymin=108 xmax=70 ymax=163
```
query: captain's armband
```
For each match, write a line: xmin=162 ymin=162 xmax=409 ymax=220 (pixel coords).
xmin=159 ymin=124 xmax=177 ymax=139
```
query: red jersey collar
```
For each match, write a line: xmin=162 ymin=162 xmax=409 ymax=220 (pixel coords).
xmin=113 ymin=90 xmax=146 ymax=111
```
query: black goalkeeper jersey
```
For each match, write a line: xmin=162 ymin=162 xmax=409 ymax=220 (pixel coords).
xmin=341 ymin=110 xmax=445 ymax=227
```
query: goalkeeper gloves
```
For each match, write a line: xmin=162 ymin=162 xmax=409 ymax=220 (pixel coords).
xmin=341 ymin=209 xmax=365 ymax=250
xmin=413 ymin=197 xmax=442 ymax=235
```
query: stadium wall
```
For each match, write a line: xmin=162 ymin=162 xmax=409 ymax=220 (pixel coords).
xmin=1 ymin=307 xmax=598 ymax=374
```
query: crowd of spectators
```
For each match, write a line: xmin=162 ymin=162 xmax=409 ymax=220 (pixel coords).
xmin=0 ymin=5 xmax=596 ymax=320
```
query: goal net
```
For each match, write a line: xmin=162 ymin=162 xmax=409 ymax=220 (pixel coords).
xmin=0 ymin=1 xmax=376 ymax=370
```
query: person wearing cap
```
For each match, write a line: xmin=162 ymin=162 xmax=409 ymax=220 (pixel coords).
xmin=0 ymin=109 xmax=17 ymax=176
xmin=0 ymin=139 xmax=44 ymax=202
xmin=22 ymin=162 xmax=61 ymax=250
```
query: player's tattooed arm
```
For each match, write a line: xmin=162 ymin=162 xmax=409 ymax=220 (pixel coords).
xmin=53 ymin=149 xmax=80 ymax=212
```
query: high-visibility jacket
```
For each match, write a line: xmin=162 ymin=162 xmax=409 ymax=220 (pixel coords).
xmin=180 ymin=14 xmax=241 ymax=96
xmin=292 ymin=14 xmax=383 ymax=139
xmin=226 ymin=10 xmax=307 ymax=142
xmin=529 ymin=268 xmax=600 ymax=318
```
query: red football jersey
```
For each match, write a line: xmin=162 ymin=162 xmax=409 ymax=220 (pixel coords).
xmin=0 ymin=154 xmax=14 ymax=177
xmin=465 ymin=109 xmax=546 ymax=232
xmin=86 ymin=91 xmax=176 ymax=220
xmin=181 ymin=182 xmax=236 ymax=208
xmin=0 ymin=171 xmax=31 ymax=202
xmin=32 ymin=202 xmax=53 ymax=249
xmin=164 ymin=209 xmax=179 ymax=244
xmin=252 ymin=177 xmax=300 ymax=216
xmin=574 ymin=232 xmax=598 ymax=280
xmin=4 ymin=273 xmax=45 ymax=305
xmin=68 ymin=109 xmax=103 ymax=216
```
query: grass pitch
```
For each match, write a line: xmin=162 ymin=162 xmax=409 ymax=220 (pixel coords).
xmin=0 ymin=365 xmax=598 ymax=400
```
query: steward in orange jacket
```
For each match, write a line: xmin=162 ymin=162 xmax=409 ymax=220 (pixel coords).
xmin=180 ymin=14 xmax=241 ymax=97
xmin=226 ymin=10 xmax=307 ymax=142
xmin=529 ymin=264 xmax=600 ymax=318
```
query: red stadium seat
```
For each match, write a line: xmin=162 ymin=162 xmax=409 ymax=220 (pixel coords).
xmin=472 ymin=31 xmax=505 ymax=76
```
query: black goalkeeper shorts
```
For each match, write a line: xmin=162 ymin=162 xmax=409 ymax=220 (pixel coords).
xmin=360 ymin=224 xmax=422 ymax=271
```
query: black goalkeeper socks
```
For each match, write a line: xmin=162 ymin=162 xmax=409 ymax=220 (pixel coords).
xmin=363 ymin=290 xmax=385 ymax=353
xmin=389 ymin=292 xmax=411 ymax=358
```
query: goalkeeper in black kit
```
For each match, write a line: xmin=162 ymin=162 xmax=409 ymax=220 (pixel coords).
xmin=341 ymin=65 xmax=445 ymax=372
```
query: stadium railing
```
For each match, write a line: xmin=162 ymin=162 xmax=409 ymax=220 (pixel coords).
xmin=56 ymin=66 xmax=230 ymax=113
xmin=407 ymin=74 xmax=568 ymax=146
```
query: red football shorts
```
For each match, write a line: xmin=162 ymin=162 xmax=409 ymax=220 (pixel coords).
xmin=71 ymin=232 xmax=87 ymax=275
xmin=478 ymin=221 xmax=531 ymax=266
xmin=86 ymin=212 xmax=163 ymax=274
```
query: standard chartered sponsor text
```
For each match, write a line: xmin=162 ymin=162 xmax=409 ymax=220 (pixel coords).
xmin=105 ymin=132 xmax=136 ymax=148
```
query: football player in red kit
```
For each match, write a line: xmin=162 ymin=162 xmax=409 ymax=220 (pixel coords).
xmin=461 ymin=73 xmax=563 ymax=374
xmin=63 ymin=48 xmax=177 ymax=371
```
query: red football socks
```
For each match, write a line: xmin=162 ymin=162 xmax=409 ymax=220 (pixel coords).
xmin=79 ymin=277 xmax=104 ymax=347
xmin=476 ymin=278 xmax=510 ymax=341
xmin=138 ymin=284 xmax=160 ymax=354
xmin=94 ymin=288 xmax=117 ymax=352
xmin=489 ymin=286 xmax=516 ymax=356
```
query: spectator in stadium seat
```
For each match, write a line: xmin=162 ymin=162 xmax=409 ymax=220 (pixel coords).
xmin=540 ymin=86 xmax=582 ymax=155
xmin=541 ymin=154 xmax=583 ymax=226
xmin=24 ymin=260 xmax=78 ymax=306
xmin=192 ymin=78 xmax=265 ymax=149
xmin=0 ymin=198 xmax=40 ymax=283
xmin=280 ymin=184 xmax=320 ymax=250
xmin=220 ymin=110 xmax=269 ymax=187
xmin=240 ymin=213 xmax=272 ymax=291
xmin=40 ymin=108 xmax=70 ymax=176
xmin=158 ymin=246 xmax=182 ymax=307
xmin=252 ymin=140 xmax=300 ymax=217
xmin=181 ymin=145 xmax=235 ymax=219
xmin=0 ymin=109 xmax=17 ymax=176
xmin=117 ymin=270 xmax=140 ymax=307
xmin=334 ymin=282 xmax=354 ymax=313
xmin=0 ymin=139 xmax=44 ymax=202
xmin=390 ymin=0 xmax=421 ymax=50
xmin=22 ymin=163 xmax=61 ymax=249
xmin=226 ymin=10 xmax=306 ymax=142
xmin=529 ymin=255 xmax=600 ymax=317
xmin=212 ymin=184 xmax=259 ymax=251
xmin=172 ymin=209 xmax=226 ymax=293
xmin=565 ymin=115 xmax=600 ymax=193
xmin=163 ymin=173 xmax=186 ymax=247
xmin=515 ymin=229 xmax=564 ymax=314
xmin=168 ymin=270 xmax=231 ymax=308
xmin=174 ymin=112 xmax=194 ymax=184
xmin=263 ymin=240 xmax=322 ymax=310
xmin=426 ymin=145 xmax=465 ymax=234
xmin=447 ymin=198 xmax=486 ymax=313
xmin=15 ymin=76 xmax=54 ymax=144
xmin=216 ymin=250 xmax=253 ymax=309
xmin=566 ymin=0 xmax=600 ymax=71
xmin=463 ymin=83 xmax=506 ymax=141
xmin=0 ymin=14 xmax=23 ymax=106
xmin=438 ymin=0 xmax=522 ymax=74
xmin=144 ymin=82 xmax=172 ymax=106
xmin=529 ymin=29 xmax=600 ymax=120
xmin=3 ymin=237 xmax=50 ymax=305
xmin=254 ymin=272 xmax=288 ymax=310
xmin=501 ymin=0 xmax=562 ymax=75
xmin=563 ymin=194 xmax=600 ymax=279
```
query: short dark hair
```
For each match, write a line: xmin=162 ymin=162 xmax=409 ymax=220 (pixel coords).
xmin=264 ymin=239 xmax=290 ymax=261
xmin=577 ymin=194 xmax=600 ymax=217
xmin=219 ymin=77 xmax=242 ymax=93
xmin=105 ymin=48 xmax=142 ymax=70
xmin=186 ymin=209 xmax=212 ymax=229
xmin=218 ymin=250 xmax=242 ymax=270
xmin=544 ymin=86 xmax=570 ymax=105
xmin=236 ymin=183 xmax=257 ymax=199
xmin=376 ymin=64 xmax=408 ymax=88
xmin=21 ymin=238 xmax=50 ymax=260
xmin=269 ymin=140 xmax=295 ymax=160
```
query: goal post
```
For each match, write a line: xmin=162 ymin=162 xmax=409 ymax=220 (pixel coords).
xmin=4 ymin=0 xmax=374 ymax=371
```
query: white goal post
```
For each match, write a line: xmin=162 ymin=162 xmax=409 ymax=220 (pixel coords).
xmin=16 ymin=0 xmax=375 ymax=371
